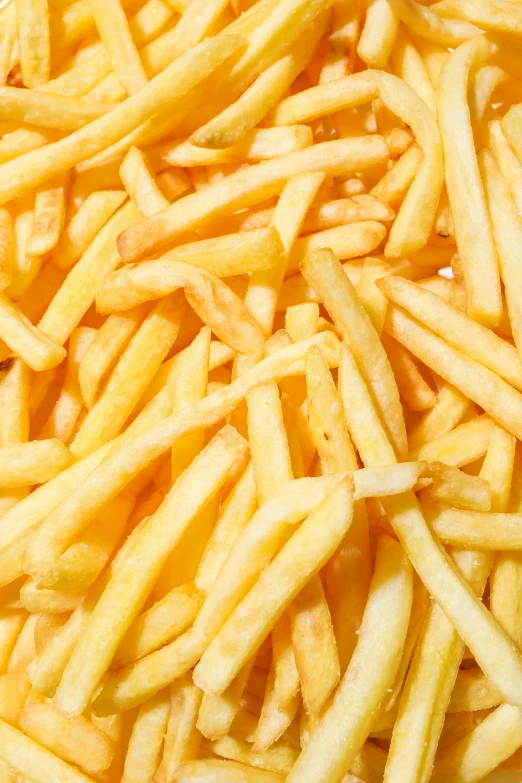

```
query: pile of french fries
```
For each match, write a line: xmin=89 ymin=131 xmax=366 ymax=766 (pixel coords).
xmin=2 ymin=0 xmax=522 ymax=780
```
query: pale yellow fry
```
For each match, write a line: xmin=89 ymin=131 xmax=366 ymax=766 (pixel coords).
xmin=116 ymin=138 xmax=390 ymax=262
xmin=0 ymin=20 xmax=15 ymax=85
xmin=407 ymin=379 xmax=470 ymax=451
xmin=287 ymin=535 xmax=413 ymax=783
xmin=433 ymin=0 xmax=522 ymax=36
xmin=409 ymin=414 xmax=494 ymax=467
xmin=0 ymin=439 xmax=70 ymax=487
xmin=288 ymin=575 xmax=339 ymax=716
xmin=70 ymin=293 xmax=185 ymax=457
xmin=54 ymin=191 xmax=127 ymax=269
xmin=382 ymin=334 xmax=437 ymax=412
xmin=448 ymin=669 xmax=502 ymax=714
xmin=431 ymin=704 xmax=522 ymax=783
xmin=246 ymin=381 xmax=293 ymax=505
xmin=0 ymin=719 xmax=94 ymax=783
xmin=386 ymin=305 xmax=522 ymax=441
xmin=285 ymin=302 xmax=319 ymax=343
xmin=480 ymin=149 xmax=522 ymax=360
xmin=8 ymin=192 xmax=43 ymax=299
xmin=89 ymin=0 xmax=147 ymax=94
xmin=356 ymin=257 xmax=391 ymax=336
xmin=391 ymin=26 xmax=436 ymax=117
xmin=357 ymin=0 xmax=399 ymax=68
xmin=195 ymin=460 xmax=257 ymax=593
xmin=206 ymin=734 xmax=297 ymax=775
xmin=0 ymin=88 xmax=114 ymax=131
xmin=0 ymin=292 xmax=65 ymax=371
xmin=120 ymin=146 xmax=168 ymax=217
xmin=0 ymin=34 xmax=243 ymax=205
xmin=0 ymin=611 xmax=26 ymax=673
xmin=78 ymin=303 xmax=149 ymax=409
xmin=193 ymin=479 xmax=354 ymax=696
xmin=241 ymin=171 xmax=325 ymax=344
xmin=20 ymin=703 xmax=113 ymax=776
xmin=437 ymin=36 xmax=502 ymax=327
xmin=301 ymin=248 xmax=407 ymax=460
xmin=175 ymin=760 xmax=284 ymax=782
xmin=55 ymin=426 xmax=246 ymax=716
xmin=112 ymin=582 xmax=204 ymax=668
xmin=165 ymin=0 xmax=230 ymax=60
xmin=122 ymin=689 xmax=170 ymax=783
xmin=490 ymin=551 xmax=522 ymax=649
xmin=95 ymin=260 xmax=265 ymax=357
xmin=197 ymin=658 xmax=255 ymax=741
xmin=27 ymin=174 xmax=67 ymax=256
xmin=425 ymin=462 xmax=492 ymax=511
xmin=285 ymin=222 xmax=387 ymax=276
xmin=253 ymin=661 xmax=299 ymax=752
xmin=271 ymin=614 xmax=299 ymax=712
xmin=16 ymin=0 xmax=50 ymax=87
xmin=189 ymin=21 xmax=326 ymax=150
xmin=378 ymin=275 xmax=522 ymax=390
xmin=387 ymin=0 xmax=479 ymax=46
xmin=488 ymin=119 xmax=522 ymax=217
xmin=371 ymin=144 xmax=424 ymax=205
xmin=156 ymin=676 xmax=202 ymax=780
xmin=38 ymin=201 xmax=141 ymax=345
xmin=359 ymin=70 xmax=444 ymax=258
xmin=156 ymin=127 xmax=314 ymax=167
xmin=430 ymin=508 xmax=522 ymax=550
xmin=272 ymin=75 xmax=377 ymax=126
xmin=25 ymin=333 xmax=340 ymax=574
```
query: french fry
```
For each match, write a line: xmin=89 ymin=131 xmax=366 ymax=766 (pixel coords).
xmin=273 ymin=75 xmax=377 ymax=126
xmin=0 ymin=293 xmax=66 ymax=371
xmin=78 ymin=303 xmax=149 ymax=409
xmin=391 ymin=26 xmax=437 ymax=117
xmin=480 ymin=149 xmax=522 ymax=360
xmin=95 ymin=261 xmax=265 ymax=357
xmin=55 ymin=426 xmax=247 ymax=716
xmin=116 ymin=138 xmax=390 ymax=262
xmin=120 ymin=147 xmax=169 ymax=217
xmin=356 ymin=257 xmax=391 ymax=336
xmin=387 ymin=0 xmax=479 ymax=46
xmin=386 ymin=305 xmax=522 ymax=441
xmin=89 ymin=0 xmax=147 ymax=95
xmin=197 ymin=658 xmax=256 ymax=741
xmin=155 ymin=676 xmax=202 ymax=781
xmin=371 ymin=144 xmax=423 ymax=205
xmin=0 ymin=719 xmax=95 ymax=783
xmin=15 ymin=0 xmax=50 ymax=87
xmin=285 ymin=222 xmax=387 ymax=276
xmin=0 ymin=34 xmax=243 ymax=205
xmin=424 ymin=461 xmax=492 ymax=511
xmin=357 ymin=0 xmax=399 ymax=68
xmin=379 ymin=275 xmax=522 ymax=391
xmin=488 ymin=118 xmax=522 ymax=217
xmin=0 ymin=610 xmax=26 ymax=673
xmin=111 ymin=581 xmax=204 ymax=667
xmin=121 ymin=688 xmax=170 ymax=783
xmin=189 ymin=21 xmax=327 ymax=150
xmin=20 ymin=703 xmax=113 ymax=776
xmin=287 ymin=535 xmax=413 ymax=783
xmin=38 ymin=326 xmax=95 ymax=442
xmin=0 ymin=208 xmax=14 ymax=292
xmin=53 ymin=191 xmax=126 ymax=269
xmin=0 ymin=438 xmax=70 ymax=487
xmin=429 ymin=508 xmax=522 ymax=550
xmin=448 ymin=669 xmax=502 ymax=714
xmin=382 ymin=334 xmax=437 ymax=412
xmin=70 ymin=292 xmax=185 ymax=457
xmin=175 ymin=760 xmax=284 ymax=782
xmin=409 ymin=414 xmax=494 ymax=467
xmin=437 ymin=36 xmax=502 ymax=327
xmin=301 ymin=249 xmax=407 ymax=460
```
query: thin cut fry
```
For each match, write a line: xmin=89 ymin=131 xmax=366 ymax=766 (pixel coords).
xmin=16 ymin=0 xmax=50 ymax=87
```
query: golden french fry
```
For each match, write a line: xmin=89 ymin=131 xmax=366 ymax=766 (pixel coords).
xmin=382 ymin=333 xmax=437 ymax=412
xmin=448 ymin=669 xmax=502 ymax=714
xmin=387 ymin=0 xmax=479 ymax=45
xmin=116 ymin=138 xmax=390 ymax=262
xmin=301 ymin=249 xmax=407 ymax=460
xmin=0 ymin=718 xmax=95 ymax=783
xmin=424 ymin=461 xmax=492 ymax=511
xmin=356 ymin=257 xmax=391 ymax=336
xmin=287 ymin=535 xmax=413 ymax=783
xmin=90 ymin=0 xmax=147 ymax=95
xmin=207 ymin=734 xmax=297 ymax=774
xmin=438 ymin=36 xmax=502 ymax=327
xmin=371 ymin=144 xmax=424 ymax=205
xmin=272 ymin=75 xmax=378 ymax=126
xmin=409 ymin=414 xmax=494 ymax=467
xmin=286 ymin=222 xmax=387 ymax=276
xmin=15 ymin=0 xmax=50 ymax=87
xmin=488 ymin=118 xmax=522 ymax=217
xmin=175 ymin=759 xmax=284 ymax=782
xmin=120 ymin=146 xmax=169 ymax=217
xmin=0 ymin=438 xmax=70 ymax=487
xmin=155 ymin=676 xmax=202 ymax=780
xmin=20 ymin=703 xmax=113 ymax=776
xmin=197 ymin=658 xmax=256 ymax=742
xmin=121 ymin=689 xmax=170 ymax=783
xmin=429 ymin=507 xmax=522 ymax=550
xmin=357 ymin=0 xmax=399 ymax=68
xmin=0 ymin=88 xmax=114 ymax=131
xmin=0 ymin=292 xmax=65 ymax=371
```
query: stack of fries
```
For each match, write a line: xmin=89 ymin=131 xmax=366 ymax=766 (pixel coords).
xmin=2 ymin=0 xmax=522 ymax=780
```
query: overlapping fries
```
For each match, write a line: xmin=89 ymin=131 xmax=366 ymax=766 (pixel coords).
xmin=0 ymin=0 xmax=522 ymax=782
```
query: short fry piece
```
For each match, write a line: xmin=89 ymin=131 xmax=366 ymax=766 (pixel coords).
xmin=16 ymin=0 xmax=50 ymax=87
xmin=0 ymin=439 xmax=71 ymax=487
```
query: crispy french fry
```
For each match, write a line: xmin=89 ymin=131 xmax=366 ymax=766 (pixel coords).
xmin=424 ymin=461 xmax=492 ymax=511
xmin=357 ymin=0 xmax=399 ymax=68
xmin=382 ymin=334 xmax=437 ymax=412
xmin=120 ymin=146 xmax=169 ymax=217
xmin=156 ymin=676 xmax=202 ymax=780
xmin=429 ymin=508 xmax=522 ymax=550
xmin=409 ymin=414 xmax=494 ymax=467
xmin=16 ymin=0 xmax=50 ymax=87
xmin=371 ymin=144 xmax=423 ymax=205
xmin=287 ymin=535 xmax=413 ymax=783
xmin=20 ymin=703 xmax=113 ymax=776
xmin=391 ymin=25 xmax=437 ymax=117
xmin=121 ymin=688 xmax=170 ymax=783
xmin=0 ymin=438 xmax=70 ymax=487
xmin=387 ymin=0 xmax=479 ymax=46
xmin=197 ymin=658 xmax=256 ymax=742
xmin=356 ymin=257 xmax=391 ymax=336
xmin=273 ymin=75 xmax=377 ymax=126
xmin=488 ymin=118 xmax=522 ymax=217
xmin=0 ymin=292 xmax=66 ymax=371
xmin=90 ymin=0 xmax=147 ymax=95
xmin=175 ymin=759 xmax=284 ymax=782
xmin=437 ymin=36 xmax=502 ymax=327
xmin=448 ymin=669 xmax=502 ymax=714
